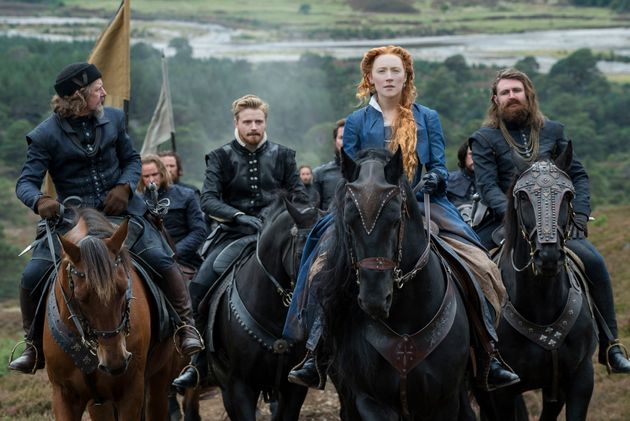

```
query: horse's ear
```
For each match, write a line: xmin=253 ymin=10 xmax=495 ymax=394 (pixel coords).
xmin=284 ymin=197 xmax=305 ymax=225
xmin=58 ymin=234 xmax=81 ymax=263
xmin=340 ymin=148 xmax=358 ymax=182
xmin=106 ymin=217 xmax=129 ymax=254
xmin=511 ymin=150 xmax=530 ymax=174
xmin=555 ymin=141 xmax=573 ymax=173
xmin=384 ymin=147 xmax=404 ymax=184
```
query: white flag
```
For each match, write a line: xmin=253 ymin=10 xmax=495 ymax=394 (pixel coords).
xmin=141 ymin=53 xmax=175 ymax=155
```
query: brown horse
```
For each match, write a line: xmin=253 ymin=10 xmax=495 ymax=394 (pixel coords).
xmin=43 ymin=209 xmax=174 ymax=420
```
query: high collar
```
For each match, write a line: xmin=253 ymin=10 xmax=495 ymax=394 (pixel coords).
xmin=234 ymin=127 xmax=268 ymax=152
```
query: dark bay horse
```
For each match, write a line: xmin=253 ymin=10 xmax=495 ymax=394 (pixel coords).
xmin=43 ymin=209 xmax=174 ymax=420
xmin=479 ymin=145 xmax=597 ymax=420
xmin=319 ymin=149 xmax=471 ymax=420
xmin=208 ymin=198 xmax=319 ymax=420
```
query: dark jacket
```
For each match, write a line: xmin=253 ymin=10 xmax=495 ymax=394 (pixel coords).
xmin=144 ymin=184 xmax=207 ymax=268
xmin=447 ymin=169 xmax=476 ymax=208
xmin=313 ymin=156 xmax=342 ymax=211
xmin=469 ymin=120 xmax=590 ymax=220
xmin=200 ymin=139 xmax=308 ymax=222
xmin=16 ymin=107 xmax=143 ymax=214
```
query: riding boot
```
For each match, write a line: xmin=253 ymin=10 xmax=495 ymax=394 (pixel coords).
xmin=159 ymin=265 xmax=204 ymax=356
xmin=288 ymin=350 xmax=326 ymax=390
xmin=172 ymin=351 xmax=209 ymax=392
xmin=9 ymin=287 xmax=44 ymax=374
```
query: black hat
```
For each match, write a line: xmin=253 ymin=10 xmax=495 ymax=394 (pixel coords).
xmin=54 ymin=62 xmax=102 ymax=97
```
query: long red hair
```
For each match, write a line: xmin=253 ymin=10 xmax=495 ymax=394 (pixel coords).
xmin=357 ymin=45 xmax=418 ymax=180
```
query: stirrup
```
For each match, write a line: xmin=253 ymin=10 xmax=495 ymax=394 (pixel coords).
xmin=9 ymin=340 xmax=39 ymax=374
xmin=605 ymin=340 xmax=629 ymax=375
xmin=172 ymin=324 xmax=205 ymax=356
xmin=176 ymin=363 xmax=201 ymax=389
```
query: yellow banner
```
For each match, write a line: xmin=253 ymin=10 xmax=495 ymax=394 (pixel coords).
xmin=88 ymin=0 xmax=130 ymax=109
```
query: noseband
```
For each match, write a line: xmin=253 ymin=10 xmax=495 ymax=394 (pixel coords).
xmin=511 ymin=160 xmax=575 ymax=272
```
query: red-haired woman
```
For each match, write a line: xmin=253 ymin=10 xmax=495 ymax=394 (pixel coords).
xmin=286 ymin=46 xmax=519 ymax=392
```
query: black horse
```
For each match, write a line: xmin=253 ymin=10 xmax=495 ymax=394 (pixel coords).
xmin=478 ymin=144 xmax=597 ymax=421
xmin=206 ymin=198 xmax=319 ymax=420
xmin=318 ymin=149 xmax=472 ymax=420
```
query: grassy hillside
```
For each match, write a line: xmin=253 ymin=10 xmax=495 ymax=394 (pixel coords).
xmin=0 ymin=205 xmax=629 ymax=419
xmin=10 ymin=0 xmax=627 ymax=40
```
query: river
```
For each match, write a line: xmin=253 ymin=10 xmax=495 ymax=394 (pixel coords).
xmin=1 ymin=16 xmax=629 ymax=74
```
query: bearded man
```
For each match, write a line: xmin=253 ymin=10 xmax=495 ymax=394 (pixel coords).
xmin=469 ymin=68 xmax=630 ymax=373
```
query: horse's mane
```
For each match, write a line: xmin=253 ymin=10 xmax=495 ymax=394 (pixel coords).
xmin=72 ymin=208 xmax=130 ymax=302
xmin=318 ymin=149 xmax=422 ymax=382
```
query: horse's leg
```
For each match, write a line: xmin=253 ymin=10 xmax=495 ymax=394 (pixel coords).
xmin=183 ymin=387 xmax=201 ymax=421
xmin=116 ymin=378 xmax=146 ymax=421
xmin=144 ymin=368 xmax=172 ymax=421
xmin=272 ymin=383 xmax=308 ymax=421
xmin=550 ymin=360 xmax=593 ymax=421
xmin=457 ymin=385 xmax=475 ymax=421
xmin=167 ymin=386 xmax=183 ymax=421
xmin=355 ymin=393 xmax=397 ymax=421
xmin=221 ymin=380 xmax=259 ymax=421
xmin=477 ymin=390 xmax=519 ymax=421
xmin=51 ymin=384 xmax=87 ymax=421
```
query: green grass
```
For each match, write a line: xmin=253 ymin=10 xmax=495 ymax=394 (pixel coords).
xmin=53 ymin=0 xmax=623 ymax=40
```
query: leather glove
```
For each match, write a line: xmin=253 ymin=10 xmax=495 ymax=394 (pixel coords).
xmin=36 ymin=195 xmax=61 ymax=219
xmin=420 ymin=171 xmax=443 ymax=195
xmin=103 ymin=184 xmax=131 ymax=216
xmin=235 ymin=214 xmax=263 ymax=231
xmin=570 ymin=212 xmax=589 ymax=239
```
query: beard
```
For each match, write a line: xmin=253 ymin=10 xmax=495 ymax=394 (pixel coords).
xmin=499 ymin=99 xmax=530 ymax=126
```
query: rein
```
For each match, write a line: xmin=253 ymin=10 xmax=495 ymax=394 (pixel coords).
xmin=350 ymin=191 xmax=432 ymax=289
xmin=255 ymin=222 xmax=310 ymax=307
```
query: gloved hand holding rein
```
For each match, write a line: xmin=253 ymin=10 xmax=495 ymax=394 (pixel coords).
xmin=104 ymin=184 xmax=131 ymax=216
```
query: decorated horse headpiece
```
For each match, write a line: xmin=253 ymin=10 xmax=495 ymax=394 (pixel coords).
xmin=513 ymin=160 xmax=574 ymax=245
xmin=346 ymin=158 xmax=402 ymax=235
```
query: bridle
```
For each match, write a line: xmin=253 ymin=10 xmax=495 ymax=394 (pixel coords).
xmin=255 ymin=214 xmax=312 ymax=307
xmin=346 ymin=181 xmax=432 ymax=290
xmin=511 ymin=161 xmax=575 ymax=273
xmin=47 ymin=222 xmax=133 ymax=353
xmin=63 ymin=255 xmax=133 ymax=352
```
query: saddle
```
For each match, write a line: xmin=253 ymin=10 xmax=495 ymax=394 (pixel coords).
xmin=199 ymin=242 xmax=257 ymax=352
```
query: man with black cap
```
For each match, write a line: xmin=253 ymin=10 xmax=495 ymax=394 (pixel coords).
xmin=10 ymin=62 xmax=203 ymax=374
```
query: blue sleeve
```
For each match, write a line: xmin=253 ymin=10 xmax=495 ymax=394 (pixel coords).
xmin=175 ymin=191 xmax=208 ymax=257
xmin=342 ymin=111 xmax=360 ymax=160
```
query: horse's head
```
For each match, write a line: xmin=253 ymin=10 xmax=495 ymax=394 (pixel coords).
xmin=340 ymin=148 xmax=409 ymax=320
xmin=58 ymin=212 xmax=133 ymax=375
xmin=257 ymin=198 xmax=320 ymax=303
xmin=508 ymin=142 xmax=575 ymax=277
